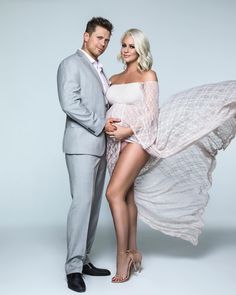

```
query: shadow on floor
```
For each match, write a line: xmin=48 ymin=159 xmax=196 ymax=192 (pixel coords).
xmin=93 ymin=224 xmax=236 ymax=259
xmin=1 ymin=224 xmax=235 ymax=259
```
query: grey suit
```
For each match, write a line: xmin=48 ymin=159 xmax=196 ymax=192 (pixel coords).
xmin=57 ymin=50 xmax=108 ymax=274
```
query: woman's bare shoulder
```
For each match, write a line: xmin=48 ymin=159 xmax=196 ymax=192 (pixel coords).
xmin=109 ymin=72 xmax=125 ymax=84
xmin=142 ymin=70 xmax=158 ymax=82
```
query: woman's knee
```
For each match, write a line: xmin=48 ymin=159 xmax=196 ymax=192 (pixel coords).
xmin=106 ymin=184 xmax=124 ymax=204
xmin=106 ymin=185 xmax=116 ymax=203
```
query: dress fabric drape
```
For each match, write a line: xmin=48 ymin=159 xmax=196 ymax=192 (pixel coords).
xmin=106 ymin=80 xmax=236 ymax=245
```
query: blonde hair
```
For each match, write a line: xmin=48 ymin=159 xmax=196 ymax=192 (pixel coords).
xmin=118 ymin=28 xmax=153 ymax=71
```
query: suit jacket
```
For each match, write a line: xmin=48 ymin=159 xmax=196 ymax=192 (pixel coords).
xmin=57 ymin=50 xmax=108 ymax=156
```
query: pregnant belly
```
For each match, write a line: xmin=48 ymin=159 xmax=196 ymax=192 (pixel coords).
xmin=106 ymin=104 xmax=129 ymax=127
xmin=106 ymin=104 xmax=138 ymax=144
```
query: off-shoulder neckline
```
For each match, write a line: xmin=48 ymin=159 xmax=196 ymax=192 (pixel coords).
xmin=110 ymin=80 xmax=158 ymax=86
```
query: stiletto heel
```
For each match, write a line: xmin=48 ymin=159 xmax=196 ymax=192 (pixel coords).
xmin=128 ymin=250 xmax=142 ymax=272
xmin=112 ymin=251 xmax=134 ymax=283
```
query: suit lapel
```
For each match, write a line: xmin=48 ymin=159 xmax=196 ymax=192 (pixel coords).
xmin=76 ymin=50 xmax=106 ymax=95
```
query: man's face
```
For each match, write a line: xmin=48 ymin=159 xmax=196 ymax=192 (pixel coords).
xmin=83 ymin=25 xmax=111 ymax=60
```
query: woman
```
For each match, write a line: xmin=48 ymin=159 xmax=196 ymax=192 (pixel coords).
xmin=105 ymin=28 xmax=236 ymax=283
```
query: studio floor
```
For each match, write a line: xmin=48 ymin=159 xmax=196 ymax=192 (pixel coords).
xmin=0 ymin=222 xmax=235 ymax=295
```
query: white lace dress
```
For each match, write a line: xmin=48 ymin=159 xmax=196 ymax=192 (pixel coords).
xmin=106 ymin=80 xmax=236 ymax=245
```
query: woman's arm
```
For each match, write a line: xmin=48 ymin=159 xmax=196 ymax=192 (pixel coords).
xmin=106 ymin=125 xmax=133 ymax=140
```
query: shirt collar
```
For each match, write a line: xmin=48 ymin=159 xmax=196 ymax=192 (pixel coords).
xmin=79 ymin=49 xmax=103 ymax=70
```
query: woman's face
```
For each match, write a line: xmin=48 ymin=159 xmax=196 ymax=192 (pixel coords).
xmin=121 ymin=35 xmax=139 ymax=64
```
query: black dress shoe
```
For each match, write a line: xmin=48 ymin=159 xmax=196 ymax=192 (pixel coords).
xmin=67 ymin=273 xmax=86 ymax=293
xmin=82 ymin=262 xmax=111 ymax=276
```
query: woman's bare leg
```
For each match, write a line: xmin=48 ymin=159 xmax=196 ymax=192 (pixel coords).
xmin=126 ymin=186 xmax=138 ymax=250
xmin=106 ymin=143 xmax=149 ymax=277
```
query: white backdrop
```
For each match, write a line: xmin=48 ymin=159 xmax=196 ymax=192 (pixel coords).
xmin=0 ymin=0 xmax=235 ymax=230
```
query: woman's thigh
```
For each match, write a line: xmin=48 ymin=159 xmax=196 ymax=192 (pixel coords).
xmin=107 ymin=143 xmax=150 ymax=198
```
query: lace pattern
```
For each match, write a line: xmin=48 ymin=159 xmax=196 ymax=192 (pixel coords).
xmin=106 ymin=80 xmax=236 ymax=244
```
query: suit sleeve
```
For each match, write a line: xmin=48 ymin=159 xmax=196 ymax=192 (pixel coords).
xmin=57 ymin=59 xmax=105 ymax=136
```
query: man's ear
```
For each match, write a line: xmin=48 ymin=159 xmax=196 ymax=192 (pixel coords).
xmin=84 ymin=32 xmax=89 ymax=42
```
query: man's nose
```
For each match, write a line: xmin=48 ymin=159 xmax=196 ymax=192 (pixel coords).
xmin=100 ymin=39 xmax=105 ymax=47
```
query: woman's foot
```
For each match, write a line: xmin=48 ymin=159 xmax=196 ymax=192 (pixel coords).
xmin=128 ymin=249 xmax=142 ymax=272
xmin=112 ymin=251 xmax=134 ymax=283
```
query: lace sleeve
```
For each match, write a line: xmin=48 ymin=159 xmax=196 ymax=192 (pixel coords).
xmin=125 ymin=81 xmax=159 ymax=149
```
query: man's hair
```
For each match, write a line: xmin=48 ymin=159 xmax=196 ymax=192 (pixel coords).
xmin=85 ymin=17 xmax=113 ymax=35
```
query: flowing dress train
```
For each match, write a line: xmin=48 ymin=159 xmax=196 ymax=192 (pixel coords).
xmin=106 ymin=80 xmax=236 ymax=245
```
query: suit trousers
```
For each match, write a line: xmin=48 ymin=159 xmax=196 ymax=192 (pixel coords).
xmin=65 ymin=153 xmax=106 ymax=274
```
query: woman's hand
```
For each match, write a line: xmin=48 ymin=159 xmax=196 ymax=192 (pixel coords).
xmin=105 ymin=117 xmax=121 ymax=132
xmin=106 ymin=124 xmax=134 ymax=141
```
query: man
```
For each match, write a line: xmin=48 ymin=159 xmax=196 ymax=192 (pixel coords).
xmin=57 ymin=17 xmax=118 ymax=293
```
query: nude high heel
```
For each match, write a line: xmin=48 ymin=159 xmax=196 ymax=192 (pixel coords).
xmin=112 ymin=251 xmax=135 ymax=283
xmin=128 ymin=249 xmax=142 ymax=272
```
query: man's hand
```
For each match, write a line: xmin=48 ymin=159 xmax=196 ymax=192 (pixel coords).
xmin=105 ymin=117 xmax=121 ymax=132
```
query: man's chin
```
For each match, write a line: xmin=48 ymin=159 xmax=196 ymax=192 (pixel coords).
xmin=97 ymin=49 xmax=104 ymax=55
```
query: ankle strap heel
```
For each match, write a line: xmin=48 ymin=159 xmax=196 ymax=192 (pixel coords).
xmin=128 ymin=250 xmax=142 ymax=273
